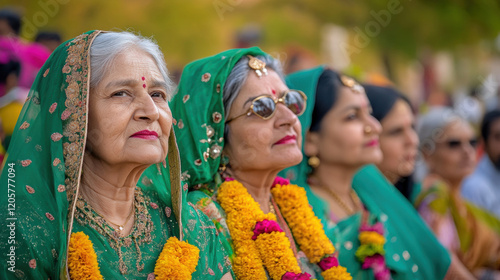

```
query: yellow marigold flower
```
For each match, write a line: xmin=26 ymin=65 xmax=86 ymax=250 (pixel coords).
xmin=358 ymin=231 xmax=385 ymax=245
xmin=68 ymin=232 xmax=103 ymax=280
xmin=272 ymin=184 xmax=335 ymax=263
xmin=255 ymin=231 xmax=301 ymax=280
xmin=154 ymin=237 xmax=200 ymax=280
xmin=321 ymin=265 xmax=352 ymax=280
xmin=218 ymin=180 xmax=268 ymax=279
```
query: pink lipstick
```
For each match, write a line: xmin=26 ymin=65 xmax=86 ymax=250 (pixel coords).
xmin=365 ymin=139 xmax=379 ymax=147
xmin=275 ymin=135 xmax=297 ymax=145
xmin=131 ymin=130 xmax=159 ymax=140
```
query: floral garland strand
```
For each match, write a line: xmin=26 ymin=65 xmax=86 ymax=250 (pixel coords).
xmin=354 ymin=221 xmax=390 ymax=280
xmin=68 ymin=232 xmax=199 ymax=279
xmin=68 ymin=232 xmax=103 ymax=280
xmin=252 ymin=220 xmax=302 ymax=279
xmin=271 ymin=177 xmax=352 ymax=280
xmin=154 ymin=236 xmax=200 ymax=280
xmin=217 ymin=179 xmax=302 ymax=280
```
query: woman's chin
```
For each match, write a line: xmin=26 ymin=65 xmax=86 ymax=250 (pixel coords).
xmin=273 ymin=154 xmax=303 ymax=171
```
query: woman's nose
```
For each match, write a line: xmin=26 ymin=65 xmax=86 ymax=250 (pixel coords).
xmin=134 ymin=94 xmax=160 ymax=122
xmin=368 ymin=115 xmax=382 ymax=135
xmin=274 ymin=103 xmax=298 ymax=127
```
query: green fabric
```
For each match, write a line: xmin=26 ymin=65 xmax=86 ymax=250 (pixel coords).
xmin=282 ymin=66 xmax=451 ymax=280
xmin=415 ymin=181 xmax=500 ymax=252
xmin=409 ymin=182 xmax=422 ymax=205
xmin=171 ymin=47 xmax=267 ymax=189
xmin=0 ymin=30 xmax=229 ymax=279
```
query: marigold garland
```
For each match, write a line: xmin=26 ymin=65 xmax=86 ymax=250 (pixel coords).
xmin=355 ymin=219 xmax=390 ymax=280
xmin=321 ymin=266 xmax=352 ymax=280
xmin=217 ymin=179 xmax=299 ymax=280
xmin=271 ymin=178 xmax=352 ymax=280
xmin=68 ymin=233 xmax=199 ymax=279
xmin=255 ymin=231 xmax=302 ymax=279
xmin=271 ymin=181 xmax=334 ymax=263
xmin=218 ymin=177 xmax=352 ymax=280
xmin=359 ymin=231 xmax=385 ymax=245
xmin=68 ymin=232 xmax=103 ymax=280
xmin=154 ymin=236 xmax=200 ymax=280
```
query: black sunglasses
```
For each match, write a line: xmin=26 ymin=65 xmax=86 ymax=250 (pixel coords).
xmin=445 ymin=139 xmax=478 ymax=149
xmin=225 ymin=90 xmax=307 ymax=123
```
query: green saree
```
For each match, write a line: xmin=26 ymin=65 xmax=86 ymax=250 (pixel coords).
xmin=281 ymin=66 xmax=451 ymax=280
xmin=0 ymin=30 xmax=230 ymax=279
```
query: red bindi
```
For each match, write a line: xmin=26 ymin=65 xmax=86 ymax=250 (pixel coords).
xmin=142 ymin=77 xmax=145 ymax=81
xmin=142 ymin=77 xmax=146 ymax=88
xmin=271 ymin=89 xmax=276 ymax=95
xmin=143 ymin=84 xmax=146 ymax=88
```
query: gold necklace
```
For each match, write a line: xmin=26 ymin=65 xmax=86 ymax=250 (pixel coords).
xmin=89 ymin=199 xmax=136 ymax=233
xmin=323 ymin=187 xmax=361 ymax=216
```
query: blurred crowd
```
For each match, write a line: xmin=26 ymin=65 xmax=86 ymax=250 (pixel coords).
xmin=1 ymin=6 xmax=500 ymax=279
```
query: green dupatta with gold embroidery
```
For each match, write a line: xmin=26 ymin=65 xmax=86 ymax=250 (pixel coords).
xmin=0 ymin=30 xmax=230 ymax=279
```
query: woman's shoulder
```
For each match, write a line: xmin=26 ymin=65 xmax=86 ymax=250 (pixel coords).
xmin=415 ymin=175 xmax=450 ymax=212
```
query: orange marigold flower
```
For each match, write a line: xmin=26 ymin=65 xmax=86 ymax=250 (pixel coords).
xmin=358 ymin=231 xmax=385 ymax=245
xmin=272 ymin=184 xmax=334 ymax=263
xmin=321 ymin=265 xmax=352 ymax=280
xmin=68 ymin=232 xmax=103 ymax=280
xmin=255 ymin=231 xmax=301 ymax=280
xmin=155 ymin=237 xmax=200 ymax=279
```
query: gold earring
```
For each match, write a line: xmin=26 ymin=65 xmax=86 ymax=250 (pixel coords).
xmin=364 ymin=126 xmax=372 ymax=134
xmin=308 ymin=156 xmax=320 ymax=168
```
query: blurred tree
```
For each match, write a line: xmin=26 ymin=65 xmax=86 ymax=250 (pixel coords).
xmin=2 ymin=0 xmax=500 ymax=78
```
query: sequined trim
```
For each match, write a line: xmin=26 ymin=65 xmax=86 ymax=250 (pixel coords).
xmin=62 ymin=32 xmax=96 ymax=209
xmin=74 ymin=187 xmax=154 ymax=275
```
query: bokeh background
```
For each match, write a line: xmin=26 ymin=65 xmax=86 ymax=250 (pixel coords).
xmin=4 ymin=0 xmax=500 ymax=110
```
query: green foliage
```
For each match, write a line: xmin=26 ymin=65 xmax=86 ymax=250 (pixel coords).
xmin=3 ymin=0 xmax=500 ymax=66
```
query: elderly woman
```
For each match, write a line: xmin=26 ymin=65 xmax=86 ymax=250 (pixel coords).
xmin=416 ymin=107 xmax=500 ymax=279
xmin=171 ymin=48 xmax=352 ymax=280
xmin=363 ymin=85 xmax=420 ymax=202
xmin=0 ymin=31 xmax=231 ymax=279
xmin=282 ymin=66 xmax=452 ymax=279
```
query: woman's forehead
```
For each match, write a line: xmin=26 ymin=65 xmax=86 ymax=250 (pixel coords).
xmin=236 ymin=70 xmax=287 ymax=101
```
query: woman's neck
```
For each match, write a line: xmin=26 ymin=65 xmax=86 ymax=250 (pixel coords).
xmin=228 ymin=168 xmax=277 ymax=213
xmin=427 ymin=173 xmax=463 ymax=193
xmin=310 ymin=162 xmax=361 ymax=219
xmin=80 ymin=154 xmax=148 ymax=232
xmin=313 ymin=163 xmax=357 ymax=196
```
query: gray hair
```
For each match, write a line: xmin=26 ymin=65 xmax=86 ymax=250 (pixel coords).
xmin=89 ymin=31 xmax=175 ymax=99
xmin=416 ymin=106 xmax=466 ymax=153
xmin=223 ymin=54 xmax=285 ymax=121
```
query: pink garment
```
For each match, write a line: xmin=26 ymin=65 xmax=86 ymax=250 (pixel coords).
xmin=0 ymin=37 xmax=51 ymax=96
xmin=417 ymin=194 xmax=460 ymax=252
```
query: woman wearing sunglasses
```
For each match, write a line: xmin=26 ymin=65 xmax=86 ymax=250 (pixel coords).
xmin=282 ymin=66 xmax=454 ymax=279
xmin=415 ymin=107 xmax=500 ymax=279
xmin=170 ymin=48 xmax=352 ymax=280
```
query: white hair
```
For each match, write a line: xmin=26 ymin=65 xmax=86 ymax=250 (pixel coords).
xmin=416 ymin=106 xmax=466 ymax=153
xmin=223 ymin=54 xmax=285 ymax=121
xmin=414 ymin=106 xmax=468 ymax=181
xmin=89 ymin=31 xmax=175 ymax=99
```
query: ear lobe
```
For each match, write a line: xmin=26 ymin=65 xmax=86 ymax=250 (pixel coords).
xmin=304 ymin=131 xmax=319 ymax=157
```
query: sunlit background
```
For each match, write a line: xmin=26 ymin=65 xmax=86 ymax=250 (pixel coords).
xmin=4 ymin=0 xmax=500 ymax=110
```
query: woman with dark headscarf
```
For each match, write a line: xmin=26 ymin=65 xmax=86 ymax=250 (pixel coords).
xmin=283 ymin=66 xmax=454 ymax=279
xmin=363 ymin=85 xmax=420 ymax=202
